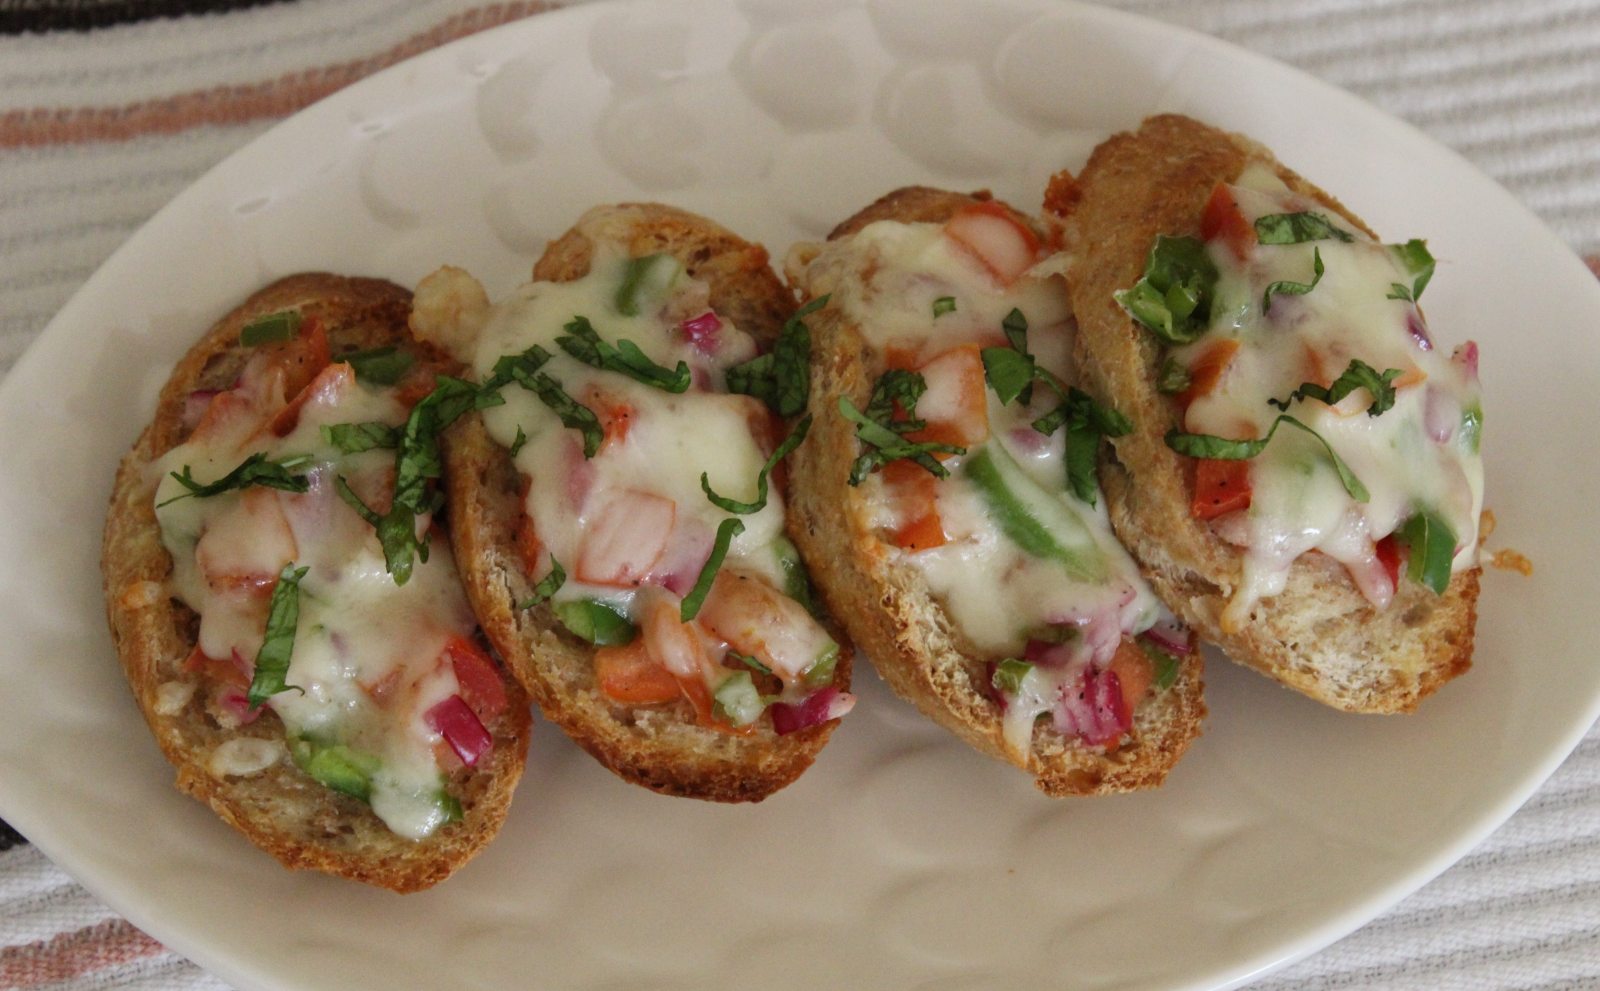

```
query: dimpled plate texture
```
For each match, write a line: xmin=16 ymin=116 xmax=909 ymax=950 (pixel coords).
xmin=0 ymin=1 xmax=1595 ymax=990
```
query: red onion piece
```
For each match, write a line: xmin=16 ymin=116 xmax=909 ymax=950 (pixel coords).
xmin=771 ymin=686 xmax=850 ymax=735
xmin=426 ymin=695 xmax=493 ymax=767
xmin=679 ymin=312 xmax=722 ymax=353
xmin=1142 ymin=614 xmax=1193 ymax=655
xmin=216 ymin=688 xmax=262 ymax=726
xmin=182 ymin=390 xmax=220 ymax=432
xmin=1406 ymin=313 xmax=1433 ymax=352
xmin=1423 ymin=384 xmax=1458 ymax=443
xmin=1452 ymin=340 xmax=1479 ymax=382
xmin=1053 ymin=669 xmax=1129 ymax=747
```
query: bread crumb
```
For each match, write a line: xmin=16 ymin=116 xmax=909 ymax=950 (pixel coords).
xmin=1487 ymin=549 xmax=1533 ymax=576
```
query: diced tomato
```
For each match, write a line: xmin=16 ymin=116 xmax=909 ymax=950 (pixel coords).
xmin=585 ymin=384 xmax=635 ymax=449
xmin=1191 ymin=458 xmax=1252 ymax=520
xmin=426 ymin=695 xmax=493 ymax=767
xmin=575 ymin=489 xmax=675 ymax=587
xmin=594 ymin=639 xmax=682 ymax=704
xmin=1107 ymin=638 xmax=1155 ymax=713
xmin=1200 ymin=183 xmax=1253 ymax=262
xmin=882 ymin=459 xmax=946 ymax=551
xmin=266 ymin=361 xmax=355 ymax=438
xmin=695 ymin=570 xmax=835 ymax=681
xmin=259 ymin=314 xmax=331 ymax=403
xmin=902 ymin=345 xmax=989 ymax=452
xmin=1178 ymin=338 xmax=1240 ymax=407
xmin=393 ymin=362 xmax=441 ymax=409
xmin=943 ymin=201 xmax=1042 ymax=287
xmin=1375 ymin=534 xmax=1404 ymax=588
xmin=195 ymin=487 xmax=298 ymax=594
xmin=445 ymin=636 xmax=509 ymax=720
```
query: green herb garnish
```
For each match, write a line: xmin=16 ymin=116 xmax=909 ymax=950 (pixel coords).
xmin=1166 ymin=414 xmax=1369 ymax=502
xmin=1139 ymin=640 xmax=1181 ymax=691
xmin=1253 ymin=212 xmax=1354 ymax=245
xmin=509 ymin=425 xmax=528 ymax=458
xmin=680 ymin=518 xmax=744 ymax=621
xmin=726 ymin=295 xmax=826 ymax=417
xmin=557 ymin=315 xmax=690 ymax=393
xmin=159 ymin=452 xmax=312 ymax=507
xmin=321 ymin=421 xmax=399 ymax=454
xmin=246 ymin=563 xmax=309 ymax=709
xmin=701 ymin=414 xmax=812 ymax=514
xmin=992 ymin=658 xmax=1032 ymax=695
xmin=1389 ymin=239 xmax=1435 ymax=302
xmin=1267 ymin=359 xmax=1403 ymax=417
xmin=555 ymin=599 xmax=636 ymax=646
xmin=839 ymin=392 xmax=963 ymax=485
xmin=932 ymin=296 xmax=956 ymax=318
xmin=1262 ymin=246 xmax=1325 ymax=313
xmin=517 ymin=558 xmax=566 ymax=609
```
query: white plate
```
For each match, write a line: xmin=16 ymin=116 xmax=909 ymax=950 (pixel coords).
xmin=1 ymin=1 xmax=1594 ymax=989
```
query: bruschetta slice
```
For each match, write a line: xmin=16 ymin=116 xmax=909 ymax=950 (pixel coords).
xmin=784 ymin=188 xmax=1204 ymax=796
xmin=102 ymin=274 xmax=530 ymax=892
xmin=1049 ymin=114 xmax=1482 ymax=712
xmin=414 ymin=204 xmax=853 ymax=802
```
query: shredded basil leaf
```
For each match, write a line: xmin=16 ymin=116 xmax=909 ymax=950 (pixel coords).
xmin=517 ymin=558 xmax=566 ymax=609
xmin=932 ymin=296 xmax=956 ymax=318
xmin=726 ymin=295 xmax=826 ymax=417
xmin=1167 ymin=414 xmax=1369 ymax=502
xmin=1115 ymin=236 xmax=1218 ymax=344
xmin=247 ymin=563 xmax=309 ymax=709
xmin=240 ymin=310 xmax=301 ymax=347
xmin=1157 ymin=357 xmax=1192 ymax=395
xmin=1397 ymin=510 xmax=1456 ymax=595
xmin=1262 ymin=245 xmax=1325 ymax=314
xmin=1028 ymin=388 xmax=1131 ymax=506
xmin=1254 ymin=212 xmax=1353 ymax=245
xmin=731 ymin=651 xmax=772 ymax=677
xmin=159 ymin=452 xmax=312 ymax=507
xmin=839 ymin=393 xmax=963 ymax=485
xmin=680 ymin=518 xmax=744 ymax=622
xmin=498 ymin=361 xmax=603 ymax=458
xmin=1001 ymin=308 xmax=1028 ymax=351
xmin=1267 ymin=359 xmax=1403 ymax=417
xmin=337 ymin=346 xmax=415 ymax=386
xmin=509 ymin=425 xmax=528 ymax=458
xmin=701 ymin=414 xmax=811 ymax=514
xmin=557 ymin=315 xmax=691 ymax=393
xmin=1390 ymin=239 xmax=1435 ymax=302
xmin=321 ymin=421 xmax=399 ymax=454
xmin=980 ymin=346 xmax=1037 ymax=406
xmin=992 ymin=658 xmax=1032 ymax=695
xmin=1386 ymin=283 xmax=1415 ymax=303
xmin=479 ymin=343 xmax=552 ymax=394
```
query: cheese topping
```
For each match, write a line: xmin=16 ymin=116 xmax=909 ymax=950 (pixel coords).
xmin=1168 ymin=164 xmax=1484 ymax=628
xmin=413 ymin=249 xmax=851 ymax=729
xmin=154 ymin=346 xmax=482 ymax=841
xmin=793 ymin=213 xmax=1170 ymax=759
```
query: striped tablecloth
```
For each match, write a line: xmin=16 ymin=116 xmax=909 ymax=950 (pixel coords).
xmin=3 ymin=1 xmax=1598 ymax=988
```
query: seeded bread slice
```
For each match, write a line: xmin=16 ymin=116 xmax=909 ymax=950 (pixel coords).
xmin=101 ymin=274 xmax=531 ymax=892
xmin=784 ymin=187 xmax=1205 ymax=796
xmin=440 ymin=204 xmax=850 ymax=802
xmin=1048 ymin=114 xmax=1478 ymax=713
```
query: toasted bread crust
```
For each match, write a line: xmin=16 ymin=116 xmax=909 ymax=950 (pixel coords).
xmin=1051 ymin=114 xmax=1479 ymax=713
xmin=101 ymin=274 xmax=531 ymax=892
xmin=444 ymin=204 xmax=849 ymax=802
xmin=786 ymin=187 xmax=1205 ymax=796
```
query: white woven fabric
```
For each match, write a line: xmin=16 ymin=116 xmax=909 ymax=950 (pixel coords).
xmin=1 ymin=1 xmax=1596 ymax=988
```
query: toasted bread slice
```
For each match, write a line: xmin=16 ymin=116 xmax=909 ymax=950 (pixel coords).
xmin=437 ymin=204 xmax=851 ymax=803
xmin=1050 ymin=114 xmax=1480 ymax=713
xmin=102 ymin=274 xmax=530 ymax=892
xmin=785 ymin=187 xmax=1205 ymax=796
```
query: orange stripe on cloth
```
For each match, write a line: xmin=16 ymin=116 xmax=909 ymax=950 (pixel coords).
xmin=0 ymin=1 xmax=555 ymax=149
xmin=0 ymin=918 xmax=166 ymax=988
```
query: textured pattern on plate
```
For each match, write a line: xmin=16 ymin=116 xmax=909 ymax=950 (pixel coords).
xmin=0 ymin=3 xmax=1595 ymax=991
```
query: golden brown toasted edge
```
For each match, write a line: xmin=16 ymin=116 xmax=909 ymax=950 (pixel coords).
xmin=101 ymin=273 xmax=531 ymax=893
xmin=444 ymin=203 xmax=849 ymax=803
xmin=784 ymin=187 xmax=1205 ymax=796
xmin=1048 ymin=113 xmax=1477 ymax=713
